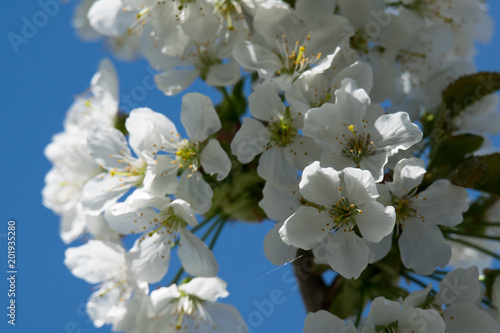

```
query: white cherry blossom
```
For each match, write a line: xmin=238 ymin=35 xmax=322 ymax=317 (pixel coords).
xmin=105 ymin=190 xmax=218 ymax=283
xmin=233 ymin=3 xmax=353 ymax=89
xmin=377 ymin=158 xmax=469 ymax=274
xmin=280 ymin=162 xmax=395 ymax=279
xmin=64 ymin=240 xmax=148 ymax=328
xmin=231 ymin=81 xmax=322 ymax=185
xmin=146 ymin=277 xmax=247 ymax=332
xmin=303 ymin=79 xmax=422 ymax=182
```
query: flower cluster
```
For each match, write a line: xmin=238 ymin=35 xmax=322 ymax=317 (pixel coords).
xmin=44 ymin=0 xmax=500 ymax=332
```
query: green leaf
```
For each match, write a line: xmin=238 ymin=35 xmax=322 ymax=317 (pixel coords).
xmin=483 ymin=269 xmax=500 ymax=301
xmin=433 ymin=72 xmax=500 ymax=133
xmin=451 ymin=153 xmax=500 ymax=194
xmin=430 ymin=134 xmax=484 ymax=167
xmin=442 ymin=72 xmax=500 ymax=115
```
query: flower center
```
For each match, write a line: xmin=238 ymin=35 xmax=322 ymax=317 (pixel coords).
xmin=267 ymin=109 xmax=297 ymax=148
xmin=175 ymin=140 xmax=200 ymax=172
xmin=214 ymin=0 xmax=244 ymax=31
xmin=342 ymin=124 xmax=376 ymax=166
xmin=374 ymin=320 xmax=398 ymax=333
xmin=331 ymin=197 xmax=361 ymax=231
xmin=109 ymin=158 xmax=147 ymax=186
xmin=171 ymin=293 xmax=209 ymax=330
xmin=275 ymin=34 xmax=322 ymax=75
xmin=148 ymin=208 xmax=189 ymax=237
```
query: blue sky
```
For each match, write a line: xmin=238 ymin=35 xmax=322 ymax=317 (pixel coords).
xmin=1 ymin=1 xmax=500 ymax=332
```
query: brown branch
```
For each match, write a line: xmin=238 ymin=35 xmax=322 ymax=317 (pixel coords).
xmin=292 ymin=249 xmax=328 ymax=313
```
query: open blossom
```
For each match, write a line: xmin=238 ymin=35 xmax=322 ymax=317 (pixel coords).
xmin=105 ymin=189 xmax=218 ymax=283
xmin=80 ymin=124 xmax=155 ymax=214
xmin=64 ymin=240 xmax=148 ymax=328
xmin=303 ymin=79 xmax=422 ymax=182
xmin=280 ymin=162 xmax=395 ymax=279
xmin=233 ymin=2 xmax=353 ymax=89
xmin=401 ymin=266 xmax=498 ymax=333
xmin=148 ymin=25 xmax=241 ymax=96
xmin=231 ymin=82 xmax=322 ymax=185
xmin=434 ymin=267 xmax=498 ymax=332
xmin=43 ymin=59 xmax=119 ymax=243
xmin=152 ymin=92 xmax=231 ymax=214
xmin=79 ymin=105 xmax=180 ymax=214
xmin=361 ymin=296 xmax=445 ymax=333
xmin=377 ymin=158 xmax=469 ymax=274
xmin=65 ymin=58 xmax=119 ymax=132
xmin=285 ymin=59 xmax=374 ymax=116
xmin=146 ymin=277 xmax=247 ymax=332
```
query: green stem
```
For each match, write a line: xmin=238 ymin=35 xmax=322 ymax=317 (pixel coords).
xmin=455 ymin=222 xmax=500 ymax=228
xmin=190 ymin=214 xmax=218 ymax=234
xmin=201 ymin=217 xmax=223 ymax=242
xmin=427 ymin=274 xmax=444 ymax=282
xmin=355 ymin=287 xmax=365 ymax=327
xmin=217 ymin=86 xmax=230 ymax=100
xmin=208 ymin=219 xmax=227 ymax=249
xmin=400 ymin=271 xmax=434 ymax=292
xmin=432 ymin=269 xmax=449 ymax=275
xmin=170 ymin=267 xmax=185 ymax=286
xmin=442 ymin=229 xmax=500 ymax=241
xmin=445 ymin=237 xmax=500 ymax=261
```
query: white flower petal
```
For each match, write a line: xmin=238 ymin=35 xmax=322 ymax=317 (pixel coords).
xmin=326 ymin=231 xmax=370 ymax=279
xmin=365 ymin=297 xmax=401 ymax=327
xmin=154 ymin=69 xmax=198 ymax=96
xmin=91 ymin=58 xmax=119 ymax=113
xmin=304 ymin=310 xmax=357 ymax=333
xmin=199 ymin=139 xmax=231 ymax=180
xmin=367 ymin=233 xmax=393 ymax=264
xmin=279 ymin=206 xmax=331 ymax=250
xmin=81 ymin=173 xmax=135 ymax=213
xmin=342 ymin=167 xmax=379 ymax=204
xmin=206 ymin=61 xmax=241 ymax=87
xmin=181 ymin=93 xmax=221 ymax=142
xmin=175 ymin=171 xmax=213 ymax=214
xmin=104 ymin=201 xmax=157 ymax=235
xmin=167 ymin=199 xmax=198 ymax=227
xmin=204 ymin=303 xmax=248 ymax=333
xmin=356 ymin=201 xmax=395 ymax=243
xmin=259 ymin=181 xmax=301 ymax=222
xmin=257 ymin=148 xmax=298 ymax=184
xmin=264 ymin=221 xmax=298 ymax=265
xmin=88 ymin=0 xmax=136 ymax=36
xmin=232 ymin=41 xmax=282 ymax=77
xmin=442 ymin=304 xmax=497 ymax=333
xmin=129 ymin=232 xmax=171 ymax=283
xmin=150 ymin=155 xmax=179 ymax=195
xmin=436 ymin=267 xmax=480 ymax=305
xmin=415 ymin=180 xmax=469 ymax=227
xmin=373 ymin=112 xmax=422 ymax=154
xmin=126 ymin=107 xmax=178 ymax=154
xmin=249 ymin=82 xmax=285 ymax=122
xmin=300 ymin=161 xmax=340 ymax=207
xmin=87 ymin=126 xmax=132 ymax=171
xmin=179 ymin=277 xmax=228 ymax=302
xmin=399 ymin=222 xmax=451 ymax=275
xmin=64 ymin=240 xmax=125 ymax=284
xmin=178 ymin=228 xmax=218 ymax=277
xmin=231 ymin=117 xmax=270 ymax=163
